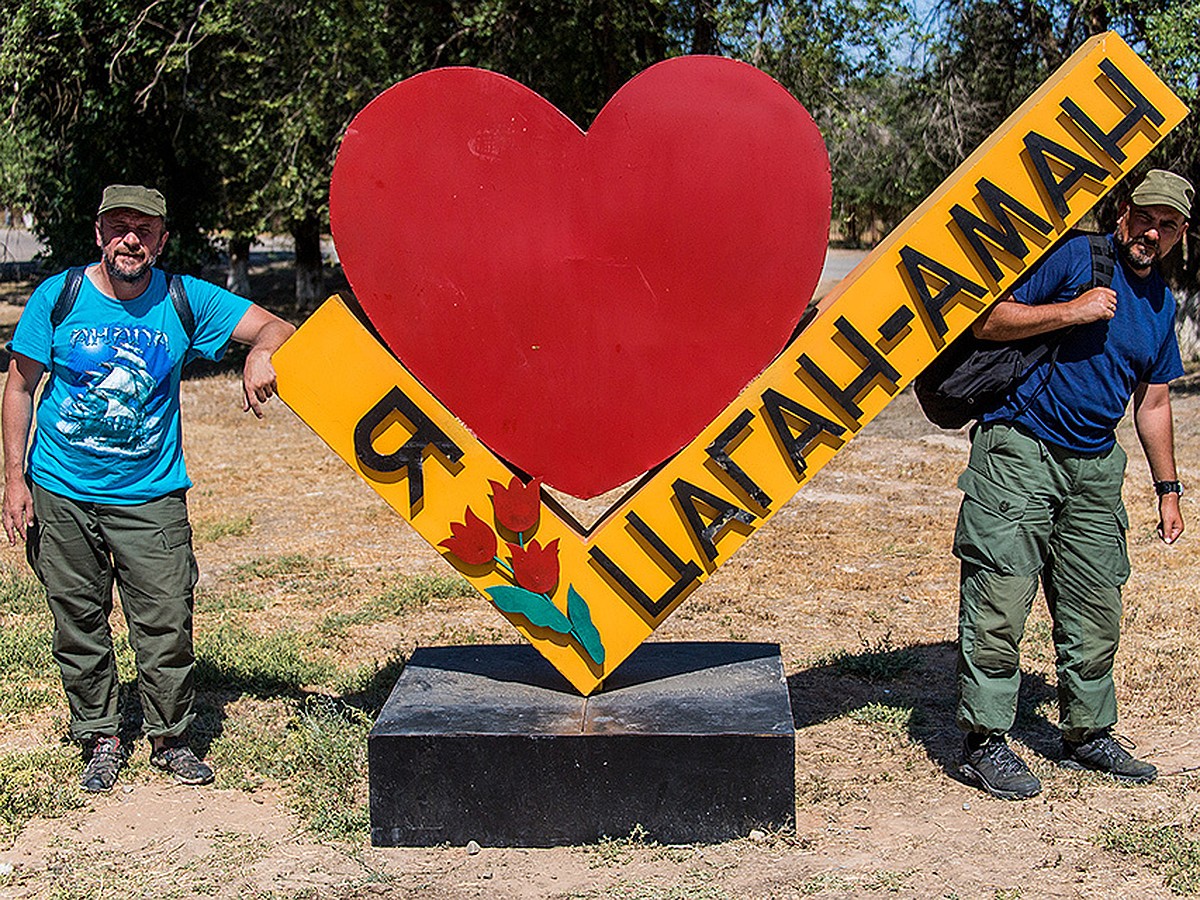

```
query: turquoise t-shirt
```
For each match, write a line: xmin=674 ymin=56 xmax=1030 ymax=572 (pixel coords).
xmin=11 ymin=267 xmax=252 ymax=504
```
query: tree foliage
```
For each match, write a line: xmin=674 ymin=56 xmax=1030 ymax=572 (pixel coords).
xmin=909 ymin=0 xmax=1200 ymax=337
xmin=0 ymin=0 xmax=227 ymax=270
xmin=1 ymin=0 xmax=1196 ymax=309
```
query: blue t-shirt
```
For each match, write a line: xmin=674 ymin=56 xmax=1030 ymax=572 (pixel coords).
xmin=981 ymin=234 xmax=1183 ymax=454
xmin=11 ymin=267 xmax=252 ymax=504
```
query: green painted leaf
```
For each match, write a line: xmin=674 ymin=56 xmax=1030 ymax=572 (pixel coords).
xmin=486 ymin=585 xmax=572 ymax=634
xmin=566 ymin=585 xmax=605 ymax=665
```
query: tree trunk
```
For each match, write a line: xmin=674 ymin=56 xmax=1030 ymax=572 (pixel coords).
xmin=292 ymin=214 xmax=324 ymax=313
xmin=1175 ymin=287 xmax=1200 ymax=362
xmin=226 ymin=234 xmax=252 ymax=297
xmin=1168 ymin=235 xmax=1200 ymax=362
xmin=690 ymin=0 xmax=717 ymax=55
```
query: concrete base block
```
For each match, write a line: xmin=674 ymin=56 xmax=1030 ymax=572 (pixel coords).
xmin=369 ymin=641 xmax=795 ymax=846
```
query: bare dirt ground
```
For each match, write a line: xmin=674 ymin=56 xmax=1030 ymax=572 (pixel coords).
xmin=0 ymin=251 xmax=1197 ymax=899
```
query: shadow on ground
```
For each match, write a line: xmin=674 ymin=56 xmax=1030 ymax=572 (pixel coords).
xmin=787 ymin=640 xmax=1063 ymax=777
xmin=108 ymin=652 xmax=407 ymax=758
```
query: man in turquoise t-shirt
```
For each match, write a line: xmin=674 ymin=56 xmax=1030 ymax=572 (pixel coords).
xmin=953 ymin=170 xmax=1191 ymax=800
xmin=1 ymin=185 xmax=295 ymax=792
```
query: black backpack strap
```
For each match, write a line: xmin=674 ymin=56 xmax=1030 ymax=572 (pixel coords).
xmin=166 ymin=274 xmax=195 ymax=344
xmin=50 ymin=266 xmax=87 ymax=329
xmin=1085 ymin=233 xmax=1115 ymax=290
xmin=1016 ymin=233 xmax=1112 ymax=417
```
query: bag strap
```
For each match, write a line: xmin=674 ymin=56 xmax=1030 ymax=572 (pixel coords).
xmin=1085 ymin=233 xmax=1115 ymax=290
xmin=49 ymin=266 xmax=87 ymax=328
xmin=166 ymin=273 xmax=196 ymax=344
xmin=1010 ymin=233 xmax=1111 ymax=415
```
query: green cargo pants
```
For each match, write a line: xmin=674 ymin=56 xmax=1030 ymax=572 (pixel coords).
xmin=954 ymin=422 xmax=1130 ymax=742
xmin=27 ymin=482 xmax=199 ymax=742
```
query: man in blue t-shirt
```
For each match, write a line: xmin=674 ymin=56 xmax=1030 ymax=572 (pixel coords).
xmin=1 ymin=185 xmax=295 ymax=792
xmin=953 ymin=169 xmax=1192 ymax=801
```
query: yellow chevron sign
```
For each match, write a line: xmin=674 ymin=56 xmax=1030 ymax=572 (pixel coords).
xmin=275 ymin=32 xmax=1187 ymax=694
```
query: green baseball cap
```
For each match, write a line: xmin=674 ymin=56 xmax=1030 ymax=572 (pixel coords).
xmin=1130 ymin=169 xmax=1193 ymax=219
xmin=97 ymin=184 xmax=167 ymax=219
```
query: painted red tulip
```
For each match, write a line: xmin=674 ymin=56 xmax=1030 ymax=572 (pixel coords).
xmin=439 ymin=507 xmax=497 ymax=566
xmin=490 ymin=476 xmax=542 ymax=534
xmin=509 ymin=538 xmax=560 ymax=594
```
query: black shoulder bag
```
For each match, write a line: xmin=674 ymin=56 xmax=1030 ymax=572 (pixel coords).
xmin=913 ymin=234 xmax=1115 ymax=430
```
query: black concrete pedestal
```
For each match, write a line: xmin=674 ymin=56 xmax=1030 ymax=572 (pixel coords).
xmin=368 ymin=641 xmax=795 ymax=846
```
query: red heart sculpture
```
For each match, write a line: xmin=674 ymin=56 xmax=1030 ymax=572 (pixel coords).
xmin=331 ymin=57 xmax=830 ymax=500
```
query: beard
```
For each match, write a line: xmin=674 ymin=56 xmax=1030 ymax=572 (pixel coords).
xmin=1115 ymin=228 xmax=1157 ymax=272
xmin=103 ymin=245 xmax=156 ymax=284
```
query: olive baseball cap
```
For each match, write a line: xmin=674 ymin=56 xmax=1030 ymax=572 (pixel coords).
xmin=1130 ymin=169 xmax=1193 ymax=219
xmin=97 ymin=184 xmax=167 ymax=218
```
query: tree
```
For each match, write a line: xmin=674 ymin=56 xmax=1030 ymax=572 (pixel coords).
xmin=193 ymin=0 xmax=690 ymax=310
xmin=0 ymin=0 xmax=231 ymax=272
xmin=915 ymin=0 xmax=1200 ymax=354
xmin=1117 ymin=0 xmax=1200 ymax=355
xmin=714 ymin=0 xmax=920 ymax=243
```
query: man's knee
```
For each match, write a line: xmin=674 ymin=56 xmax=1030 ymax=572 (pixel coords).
xmin=960 ymin=565 xmax=1038 ymax=677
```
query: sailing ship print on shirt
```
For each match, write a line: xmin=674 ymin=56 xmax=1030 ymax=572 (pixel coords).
xmin=55 ymin=327 xmax=174 ymax=458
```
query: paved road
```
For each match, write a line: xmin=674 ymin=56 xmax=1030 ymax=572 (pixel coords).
xmin=0 ymin=227 xmax=44 ymax=265
xmin=2 ymin=228 xmax=868 ymax=273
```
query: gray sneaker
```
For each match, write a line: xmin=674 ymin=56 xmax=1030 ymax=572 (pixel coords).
xmin=960 ymin=733 xmax=1042 ymax=800
xmin=150 ymin=740 xmax=215 ymax=786
xmin=1061 ymin=730 xmax=1157 ymax=784
xmin=80 ymin=735 xmax=122 ymax=793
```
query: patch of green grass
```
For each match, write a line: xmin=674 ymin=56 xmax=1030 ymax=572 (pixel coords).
xmin=0 ymin=568 xmax=44 ymax=614
xmin=203 ymin=693 xmax=377 ymax=840
xmin=799 ymin=873 xmax=855 ymax=894
xmin=863 ymin=869 xmax=916 ymax=891
xmin=193 ymin=514 xmax=254 ymax=544
xmin=588 ymin=823 xmax=654 ymax=867
xmin=0 ymin=745 xmax=86 ymax=846
xmin=196 ymin=586 xmax=274 ymax=613
xmin=331 ymin=654 xmax=406 ymax=708
xmin=0 ymin=610 xmax=61 ymax=724
xmin=0 ymin=616 xmax=52 ymax=678
xmin=1101 ymin=821 xmax=1200 ymax=894
xmin=226 ymin=555 xmax=357 ymax=609
xmin=0 ymin=681 xmax=58 ymax=721
xmin=369 ymin=572 xmax=472 ymax=615
xmin=283 ymin=696 xmax=371 ymax=839
xmin=232 ymin=554 xmax=343 ymax=582
xmin=830 ymin=634 xmax=920 ymax=682
xmin=849 ymin=701 xmax=915 ymax=734
xmin=202 ymin=699 xmax=292 ymax=792
xmin=432 ymin=623 xmax=508 ymax=646
xmin=316 ymin=608 xmax=378 ymax=637
xmin=195 ymin=624 xmax=336 ymax=694
xmin=570 ymin=876 xmax=728 ymax=900
xmin=314 ymin=572 xmax=471 ymax=636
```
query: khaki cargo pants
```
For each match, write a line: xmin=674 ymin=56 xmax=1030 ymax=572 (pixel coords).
xmin=27 ymin=482 xmax=199 ymax=742
xmin=954 ymin=422 xmax=1130 ymax=742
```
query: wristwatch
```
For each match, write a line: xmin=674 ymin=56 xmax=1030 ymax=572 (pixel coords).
xmin=1154 ymin=480 xmax=1184 ymax=497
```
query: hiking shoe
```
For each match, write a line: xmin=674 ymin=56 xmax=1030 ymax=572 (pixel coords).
xmin=1061 ymin=730 xmax=1157 ymax=784
xmin=80 ymin=735 xmax=122 ymax=793
xmin=150 ymin=741 xmax=214 ymax=786
xmin=959 ymin=733 xmax=1042 ymax=800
